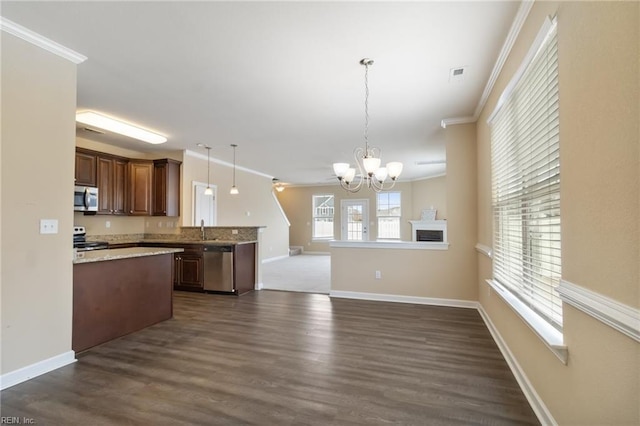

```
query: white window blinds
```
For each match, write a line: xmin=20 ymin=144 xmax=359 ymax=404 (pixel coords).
xmin=489 ymin=20 xmax=562 ymax=330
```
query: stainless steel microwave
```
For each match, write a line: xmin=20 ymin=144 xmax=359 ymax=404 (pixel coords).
xmin=74 ymin=186 xmax=98 ymax=212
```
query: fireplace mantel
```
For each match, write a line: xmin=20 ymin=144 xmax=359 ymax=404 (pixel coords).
xmin=409 ymin=220 xmax=448 ymax=243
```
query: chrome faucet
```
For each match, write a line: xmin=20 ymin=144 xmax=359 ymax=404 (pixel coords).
xmin=200 ymin=219 xmax=205 ymax=240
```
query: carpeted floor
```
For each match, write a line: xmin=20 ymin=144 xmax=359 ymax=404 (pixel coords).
xmin=261 ymin=254 xmax=330 ymax=294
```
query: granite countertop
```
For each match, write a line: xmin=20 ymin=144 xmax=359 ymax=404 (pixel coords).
xmin=111 ymin=239 xmax=257 ymax=246
xmin=74 ymin=247 xmax=184 ymax=264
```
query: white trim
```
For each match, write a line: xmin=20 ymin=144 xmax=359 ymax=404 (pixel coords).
xmin=475 ymin=243 xmax=493 ymax=258
xmin=256 ymin=282 xmax=264 ymax=290
xmin=185 ymin=149 xmax=273 ymax=179
xmin=329 ymin=290 xmax=477 ymax=309
xmin=330 ymin=240 xmax=448 ymax=250
xmin=301 ymin=251 xmax=330 ymax=255
xmin=440 ymin=1 xmax=534 ymax=128
xmin=0 ymin=17 xmax=87 ymax=64
xmin=487 ymin=279 xmax=568 ymax=364
xmin=0 ymin=351 xmax=76 ymax=390
xmin=261 ymin=254 xmax=290 ymax=264
xmin=477 ymin=306 xmax=558 ymax=426
xmin=271 ymin=190 xmax=290 ymax=227
xmin=558 ymin=280 xmax=640 ymax=343
xmin=487 ymin=16 xmax=556 ymax=124
xmin=440 ymin=116 xmax=475 ymax=129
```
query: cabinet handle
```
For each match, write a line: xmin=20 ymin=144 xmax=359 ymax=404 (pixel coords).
xmin=130 ymin=210 xmax=133 ymax=214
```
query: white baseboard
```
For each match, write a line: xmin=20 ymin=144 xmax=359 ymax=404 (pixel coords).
xmin=1 ymin=350 xmax=76 ymax=390
xmin=256 ymin=282 xmax=264 ymax=290
xmin=477 ymin=306 xmax=557 ymax=426
xmin=261 ymin=255 xmax=290 ymax=264
xmin=329 ymin=290 xmax=478 ymax=309
xmin=302 ymin=251 xmax=330 ymax=255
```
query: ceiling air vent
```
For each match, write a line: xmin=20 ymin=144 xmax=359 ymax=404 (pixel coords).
xmin=449 ymin=66 xmax=466 ymax=83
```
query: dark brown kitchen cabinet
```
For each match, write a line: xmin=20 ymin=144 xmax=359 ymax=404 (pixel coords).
xmin=97 ymin=155 xmax=128 ymax=215
xmin=174 ymin=246 xmax=204 ymax=291
xmin=153 ymin=159 xmax=181 ymax=217
xmin=75 ymin=150 xmax=97 ymax=186
xmin=128 ymin=160 xmax=153 ymax=216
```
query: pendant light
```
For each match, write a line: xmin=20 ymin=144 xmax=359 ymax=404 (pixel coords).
xmin=230 ymin=144 xmax=239 ymax=195
xmin=200 ymin=144 xmax=213 ymax=196
xmin=332 ymin=58 xmax=403 ymax=193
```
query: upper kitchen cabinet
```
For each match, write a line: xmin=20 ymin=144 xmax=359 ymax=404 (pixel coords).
xmin=128 ymin=160 xmax=153 ymax=216
xmin=97 ymin=154 xmax=128 ymax=215
xmin=153 ymin=159 xmax=181 ymax=217
xmin=75 ymin=149 xmax=97 ymax=186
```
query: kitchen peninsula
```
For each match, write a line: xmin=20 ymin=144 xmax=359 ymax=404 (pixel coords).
xmin=72 ymin=247 xmax=182 ymax=352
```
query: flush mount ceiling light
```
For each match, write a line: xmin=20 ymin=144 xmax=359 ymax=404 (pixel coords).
xmin=272 ymin=178 xmax=285 ymax=192
xmin=332 ymin=58 xmax=402 ymax=193
xmin=230 ymin=144 xmax=239 ymax=195
xmin=76 ymin=111 xmax=167 ymax=144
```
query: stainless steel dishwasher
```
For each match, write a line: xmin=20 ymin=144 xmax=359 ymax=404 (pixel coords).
xmin=203 ymin=245 xmax=234 ymax=292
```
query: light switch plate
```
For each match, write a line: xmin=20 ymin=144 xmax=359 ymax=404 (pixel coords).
xmin=40 ymin=219 xmax=58 ymax=234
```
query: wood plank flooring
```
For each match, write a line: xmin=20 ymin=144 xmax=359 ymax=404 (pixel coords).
xmin=1 ymin=291 xmax=539 ymax=425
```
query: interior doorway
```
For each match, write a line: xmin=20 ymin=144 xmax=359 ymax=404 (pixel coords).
xmin=192 ymin=181 xmax=217 ymax=226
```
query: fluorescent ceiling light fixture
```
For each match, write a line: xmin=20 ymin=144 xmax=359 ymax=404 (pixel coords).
xmin=76 ymin=111 xmax=167 ymax=144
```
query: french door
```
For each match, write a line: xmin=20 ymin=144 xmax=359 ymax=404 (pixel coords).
xmin=341 ymin=199 xmax=369 ymax=241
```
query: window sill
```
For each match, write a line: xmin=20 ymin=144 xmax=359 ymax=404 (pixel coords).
xmin=330 ymin=240 xmax=449 ymax=250
xmin=486 ymin=279 xmax=568 ymax=364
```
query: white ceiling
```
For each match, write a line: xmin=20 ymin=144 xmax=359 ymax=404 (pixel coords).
xmin=2 ymin=1 xmax=521 ymax=185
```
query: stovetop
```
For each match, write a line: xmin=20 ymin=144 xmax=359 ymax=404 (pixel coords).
xmin=73 ymin=226 xmax=109 ymax=251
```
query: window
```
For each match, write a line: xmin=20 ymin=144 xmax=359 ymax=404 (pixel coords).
xmin=489 ymin=19 xmax=562 ymax=330
xmin=377 ymin=192 xmax=401 ymax=239
xmin=312 ymin=194 xmax=334 ymax=239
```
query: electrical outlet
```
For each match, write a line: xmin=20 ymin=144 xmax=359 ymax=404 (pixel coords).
xmin=106 ymin=221 xmax=111 ymax=229
xmin=375 ymin=270 xmax=381 ymax=279
xmin=232 ymin=229 xmax=238 ymax=235
xmin=39 ymin=219 xmax=58 ymax=234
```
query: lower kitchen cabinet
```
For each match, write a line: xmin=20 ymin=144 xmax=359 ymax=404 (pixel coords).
xmin=174 ymin=247 xmax=204 ymax=291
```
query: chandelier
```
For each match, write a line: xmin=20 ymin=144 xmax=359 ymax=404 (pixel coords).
xmin=332 ymin=58 xmax=403 ymax=193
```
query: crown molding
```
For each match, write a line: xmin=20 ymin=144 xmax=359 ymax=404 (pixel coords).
xmin=440 ymin=0 xmax=535 ymax=128
xmin=0 ymin=17 xmax=87 ymax=64
xmin=184 ymin=149 xmax=273 ymax=179
xmin=440 ymin=116 xmax=475 ymax=129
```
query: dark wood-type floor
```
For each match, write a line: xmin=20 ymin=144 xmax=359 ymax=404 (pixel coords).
xmin=1 ymin=291 xmax=539 ymax=425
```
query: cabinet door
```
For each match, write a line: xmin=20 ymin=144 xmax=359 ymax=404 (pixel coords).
xmin=96 ymin=157 xmax=113 ymax=214
xmin=128 ymin=161 xmax=153 ymax=215
xmin=177 ymin=254 xmax=204 ymax=289
xmin=153 ymin=159 xmax=181 ymax=216
xmin=112 ymin=159 xmax=128 ymax=215
xmin=75 ymin=151 xmax=97 ymax=186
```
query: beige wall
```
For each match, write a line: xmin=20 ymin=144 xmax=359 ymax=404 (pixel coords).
xmin=1 ymin=35 xmax=78 ymax=373
xmin=181 ymin=152 xmax=289 ymax=261
xmin=476 ymin=2 xmax=639 ymax=424
xmin=330 ymin=123 xmax=477 ymax=301
xmin=277 ymin=179 xmax=450 ymax=252
xmin=411 ymin=175 xmax=447 ymax=221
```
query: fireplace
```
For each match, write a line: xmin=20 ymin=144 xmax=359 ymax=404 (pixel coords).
xmin=409 ymin=220 xmax=447 ymax=243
